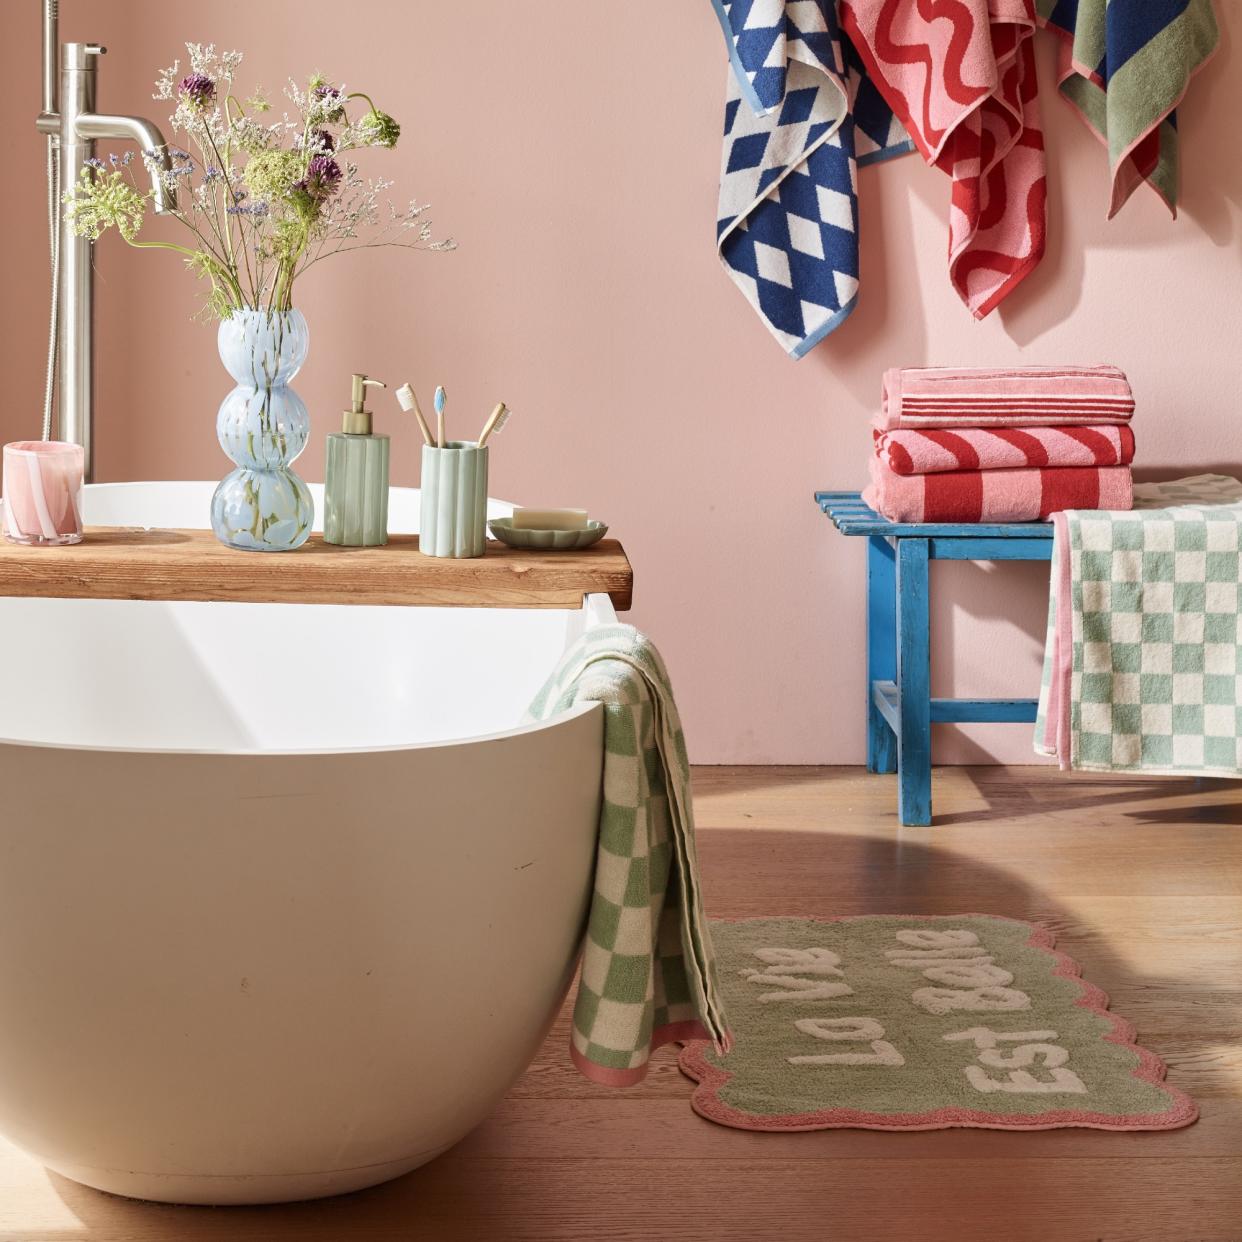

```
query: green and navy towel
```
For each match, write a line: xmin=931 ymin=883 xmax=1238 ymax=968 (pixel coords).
xmin=526 ymin=624 xmax=729 ymax=1084
xmin=1037 ymin=0 xmax=1219 ymax=216
xmin=1036 ymin=475 xmax=1242 ymax=776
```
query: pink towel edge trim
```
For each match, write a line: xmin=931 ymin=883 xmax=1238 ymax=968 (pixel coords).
xmin=570 ymin=1019 xmax=718 ymax=1087
xmin=1053 ymin=509 xmax=1075 ymax=767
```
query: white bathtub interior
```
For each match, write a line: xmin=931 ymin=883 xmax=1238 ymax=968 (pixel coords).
xmin=0 ymin=483 xmax=617 ymax=752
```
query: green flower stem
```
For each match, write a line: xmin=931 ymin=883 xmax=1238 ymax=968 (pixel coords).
xmin=221 ymin=92 xmax=267 ymax=301
xmin=201 ymin=124 xmax=250 ymax=291
xmin=125 ymin=238 xmax=246 ymax=309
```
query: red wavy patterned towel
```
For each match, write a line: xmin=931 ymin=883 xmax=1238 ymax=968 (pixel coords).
xmin=839 ymin=0 xmax=1046 ymax=317
xmin=877 ymin=424 xmax=1135 ymax=475
xmin=864 ymin=456 xmax=1133 ymax=523
xmin=876 ymin=365 xmax=1136 ymax=430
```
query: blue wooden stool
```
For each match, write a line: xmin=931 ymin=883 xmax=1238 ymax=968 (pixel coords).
xmin=816 ymin=491 xmax=1054 ymax=826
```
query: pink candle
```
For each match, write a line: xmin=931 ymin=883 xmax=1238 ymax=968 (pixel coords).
xmin=2 ymin=441 xmax=85 ymax=546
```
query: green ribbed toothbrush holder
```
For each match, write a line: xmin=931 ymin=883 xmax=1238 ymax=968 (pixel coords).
xmin=419 ymin=442 xmax=489 ymax=558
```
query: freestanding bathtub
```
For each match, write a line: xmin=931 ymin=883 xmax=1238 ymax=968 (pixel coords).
xmin=0 ymin=482 xmax=607 ymax=1205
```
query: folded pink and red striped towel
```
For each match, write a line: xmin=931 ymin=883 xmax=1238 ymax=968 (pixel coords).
xmin=877 ymin=365 xmax=1135 ymax=431
xmin=863 ymin=365 xmax=1136 ymax=524
xmin=864 ymin=456 xmax=1134 ymax=524
xmin=876 ymin=424 xmax=1135 ymax=476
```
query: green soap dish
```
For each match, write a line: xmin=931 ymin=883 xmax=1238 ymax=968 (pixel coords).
xmin=488 ymin=518 xmax=608 ymax=550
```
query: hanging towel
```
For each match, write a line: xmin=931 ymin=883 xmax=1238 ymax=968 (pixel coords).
xmin=711 ymin=0 xmax=913 ymax=357
xmin=877 ymin=424 xmax=1135 ymax=475
xmin=1035 ymin=475 xmax=1242 ymax=775
xmin=526 ymin=624 xmax=730 ymax=1084
xmin=839 ymin=0 xmax=1046 ymax=318
xmin=864 ymin=455 xmax=1133 ymax=524
xmin=876 ymin=365 xmax=1135 ymax=431
xmin=1037 ymin=0 xmax=1220 ymax=217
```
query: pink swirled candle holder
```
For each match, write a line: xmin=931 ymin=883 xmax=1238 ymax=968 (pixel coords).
xmin=2 ymin=441 xmax=85 ymax=546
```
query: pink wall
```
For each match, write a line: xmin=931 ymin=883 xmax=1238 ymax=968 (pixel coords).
xmin=2 ymin=2 xmax=1238 ymax=763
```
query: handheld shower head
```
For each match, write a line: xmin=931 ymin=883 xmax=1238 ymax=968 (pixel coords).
xmin=42 ymin=0 xmax=59 ymax=116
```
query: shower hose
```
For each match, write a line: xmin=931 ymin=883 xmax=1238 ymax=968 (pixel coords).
xmin=42 ymin=132 xmax=60 ymax=442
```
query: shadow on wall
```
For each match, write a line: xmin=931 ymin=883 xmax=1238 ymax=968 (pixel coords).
xmin=804 ymin=154 xmax=930 ymax=409
xmin=17 ymin=776 xmax=1234 ymax=1238
xmin=1178 ymin=11 xmax=1240 ymax=247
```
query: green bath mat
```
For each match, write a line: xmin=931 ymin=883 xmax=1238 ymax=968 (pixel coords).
xmin=680 ymin=915 xmax=1196 ymax=1132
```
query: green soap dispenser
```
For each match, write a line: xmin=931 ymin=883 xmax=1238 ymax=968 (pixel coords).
xmin=324 ymin=373 xmax=390 ymax=547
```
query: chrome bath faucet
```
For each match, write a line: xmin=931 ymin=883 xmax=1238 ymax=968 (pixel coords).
xmin=36 ymin=1 xmax=177 ymax=480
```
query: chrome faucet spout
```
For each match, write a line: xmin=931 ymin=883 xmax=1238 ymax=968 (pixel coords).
xmin=75 ymin=113 xmax=178 ymax=213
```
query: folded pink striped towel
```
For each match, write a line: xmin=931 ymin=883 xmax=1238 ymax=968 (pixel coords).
xmin=876 ymin=424 xmax=1135 ymax=476
xmin=876 ymin=366 xmax=1135 ymax=431
xmin=864 ymin=456 xmax=1133 ymax=524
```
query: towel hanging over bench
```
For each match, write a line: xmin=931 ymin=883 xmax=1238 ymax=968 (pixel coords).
xmin=1036 ymin=475 xmax=1242 ymax=776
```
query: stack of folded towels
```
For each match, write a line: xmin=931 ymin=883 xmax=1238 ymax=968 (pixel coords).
xmin=864 ymin=366 xmax=1136 ymax=523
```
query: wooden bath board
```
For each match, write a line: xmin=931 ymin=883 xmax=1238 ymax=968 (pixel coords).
xmin=0 ymin=528 xmax=633 ymax=611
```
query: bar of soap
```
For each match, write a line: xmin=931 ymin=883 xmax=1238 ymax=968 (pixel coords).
xmin=512 ymin=508 xmax=589 ymax=531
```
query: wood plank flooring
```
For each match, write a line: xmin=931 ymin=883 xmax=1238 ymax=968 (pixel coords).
xmin=1 ymin=766 xmax=1239 ymax=1241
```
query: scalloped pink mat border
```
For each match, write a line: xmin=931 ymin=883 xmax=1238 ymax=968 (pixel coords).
xmin=679 ymin=914 xmax=1198 ymax=1133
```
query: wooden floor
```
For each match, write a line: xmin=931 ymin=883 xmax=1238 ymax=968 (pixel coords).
xmin=2 ymin=766 xmax=1240 ymax=1242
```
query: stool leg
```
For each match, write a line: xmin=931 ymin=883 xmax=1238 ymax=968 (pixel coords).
xmin=896 ymin=538 xmax=932 ymax=826
xmin=866 ymin=536 xmax=897 ymax=774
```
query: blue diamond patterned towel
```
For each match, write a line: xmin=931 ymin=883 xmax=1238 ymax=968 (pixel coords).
xmin=711 ymin=0 xmax=912 ymax=357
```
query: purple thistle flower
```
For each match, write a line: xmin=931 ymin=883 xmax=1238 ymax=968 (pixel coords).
xmin=177 ymin=73 xmax=216 ymax=108
xmin=294 ymin=155 xmax=342 ymax=201
xmin=309 ymin=127 xmax=336 ymax=153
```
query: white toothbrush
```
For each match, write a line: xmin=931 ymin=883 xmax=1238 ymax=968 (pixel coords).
xmin=476 ymin=402 xmax=510 ymax=449
xmin=394 ymin=382 xmax=435 ymax=446
xmin=434 ymin=386 xmax=447 ymax=448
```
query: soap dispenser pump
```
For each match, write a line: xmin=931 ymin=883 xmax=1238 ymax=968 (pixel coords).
xmin=324 ymin=373 xmax=391 ymax=546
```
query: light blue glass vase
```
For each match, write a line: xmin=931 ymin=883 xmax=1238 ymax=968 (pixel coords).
xmin=210 ymin=309 xmax=314 ymax=552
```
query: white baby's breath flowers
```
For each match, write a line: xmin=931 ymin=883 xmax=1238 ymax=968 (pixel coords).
xmin=153 ymin=59 xmax=180 ymax=101
xmin=186 ymin=43 xmax=243 ymax=82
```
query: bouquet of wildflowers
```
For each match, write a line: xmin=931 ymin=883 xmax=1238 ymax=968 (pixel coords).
xmin=63 ymin=43 xmax=453 ymax=318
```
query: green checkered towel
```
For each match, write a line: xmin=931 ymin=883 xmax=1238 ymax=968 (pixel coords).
xmin=526 ymin=623 xmax=729 ymax=1085
xmin=1036 ymin=475 xmax=1242 ymax=775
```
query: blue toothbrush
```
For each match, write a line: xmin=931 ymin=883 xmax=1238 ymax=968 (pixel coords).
xmin=434 ymin=386 xmax=447 ymax=447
